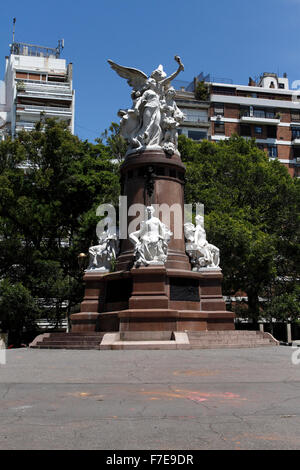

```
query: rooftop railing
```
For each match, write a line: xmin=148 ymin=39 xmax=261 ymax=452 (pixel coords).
xmin=10 ymin=41 xmax=62 ymax=58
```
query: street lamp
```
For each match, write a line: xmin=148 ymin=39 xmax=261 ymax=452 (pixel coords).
xmin=77 ymin=252 xmax=88 ymax=271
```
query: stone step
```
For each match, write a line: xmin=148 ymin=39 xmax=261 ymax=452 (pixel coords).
xmin=187 ymin=330 xmax=278 ymax=349
xmin=36 ymin=340 xmax=102 ymax=347
xmin=189 ymin=339 xmax=271 ymax=345
xmin=111 ymin=341 xmax=178 ymax=350
xmin=30 ymin=332 xmax=105 ymax=350
xmin=189 ymin=334 xmax=266 ymax=340
xmin=188 ymin=331 xmax=260 ymax=336
xmin=34 ymin=344 xmax=100 ymax=350
xmin=39 ymin=336 xmax=104 ymax=341
xmin=190 ymin=343 xmax=275 ymax=349
xmin=44 ymin=333 xmax=105 ymax=338
xmin=30 ymin=330 xmax=278 ymax=350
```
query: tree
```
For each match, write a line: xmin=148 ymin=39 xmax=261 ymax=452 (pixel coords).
xmin=194 ymin=81 xmax=210 ymax=101
xmin=179 ymin=134 xmax=300 ymax=320
xmin=0 ymin=279 xmax=40 ymax=346
xmin=0 ymin=119 xmax=120 ymax=344
xmin=101 ymin=122 xmax=127 ymax=163
xmin=264 ymin=288 xmax=300 ymax=319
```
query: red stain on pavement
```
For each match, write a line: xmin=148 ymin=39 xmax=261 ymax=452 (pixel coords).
xmin=140 ymin=389 xmax=245 ymax=403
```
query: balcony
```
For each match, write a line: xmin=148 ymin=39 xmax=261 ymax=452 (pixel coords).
xmin=15 ymin=121 xmax=36 ymax=131
xmin=16 ymin=79 xmax=70 ymax=88
xmin=17 ymin=91 xmax=72 ymax=101
xmin=183 ymin=114 xmax=209 ymax=126
xmin=240 ymin=115 xmax=280 ymax=125
xmin=16 ymin=80 xmax=72 ymax=100
xmin=16 ymin=104 xmax=72 ymax=117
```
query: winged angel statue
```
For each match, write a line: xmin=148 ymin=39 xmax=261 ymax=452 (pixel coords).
xmin=108 ymin=56 xmax=185 ymax=155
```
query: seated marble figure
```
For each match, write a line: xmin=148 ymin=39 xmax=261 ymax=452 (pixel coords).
xmin=184 ymin=215 xmax=220 ymax=270
xmin=129 ymin=206 xmax=172 ymax=267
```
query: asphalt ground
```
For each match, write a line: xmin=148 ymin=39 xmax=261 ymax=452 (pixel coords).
xmin=0 ymin=346 xmax=300 ymax=450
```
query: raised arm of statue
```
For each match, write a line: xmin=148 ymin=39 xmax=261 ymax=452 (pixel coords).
xmin=161 ymin=56 xmax=184 ymax=89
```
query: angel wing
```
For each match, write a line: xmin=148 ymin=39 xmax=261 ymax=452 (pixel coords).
xmin=107 ymin=59 xmax=148 ymax=92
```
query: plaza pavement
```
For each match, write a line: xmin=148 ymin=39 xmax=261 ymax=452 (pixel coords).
xmin=0 ymin=346 xmax=300 ymax=450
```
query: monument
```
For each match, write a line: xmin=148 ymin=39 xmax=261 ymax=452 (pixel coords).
xmin=70 ymin=57 xmax=235 ymax=333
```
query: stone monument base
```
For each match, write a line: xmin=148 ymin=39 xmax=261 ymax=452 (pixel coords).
xmin=70 ymin=266 xmax=235 ymax=333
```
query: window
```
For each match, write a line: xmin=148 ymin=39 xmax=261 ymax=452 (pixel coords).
xmin=254 ymin=126 xmax=263 ymax=135
xmin=188 ymin=130 xmax=207 ymax=141
xmin=292 ymin=127 xmax=300 ymax=140
xmin=265 ymin=110 xmax=275 ymax=119
xmin=240 ymin=124 xmax=251 ymax=136
xmin=214 ymin=123 xmax=225 ymax=135
xmin=268 ymin=145 xmax=277 ymax=158
xmin=253 ymin=109 xmax=265 ymax=118
xmin=214 ymin=104 xmax=224 ymax=116
xmin=279 ymin=83 xmax=285 ymax=89
xmin=267 ymin=126 xmax=277 ymax=138
xmin=240 ymin=107 xmax=250 ymax=117
xmin=291 ymin=112 xmax=300 ymax=122
xmin=212 ymin=86 xmax=236 ymax=96
xmin=294 ymin=147 xmax=300 ymax=161
xmin=182 ymin=109 xmax=208 ymax=123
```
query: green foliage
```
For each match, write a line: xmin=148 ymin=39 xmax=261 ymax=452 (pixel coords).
xmin=100 ymin=122 xmax=127 ymax=162
xmin=0 ymin=279 xmax=40 ymax=346
xmin=179 ymin=134 xmax=300 ymax=319
xmin=194 ymin=81 xmax=210 ymax=101
xmin=263 ymin=287 xmax=300 ymax=322
xmin=0 ymin=119 xmax=120 ymax=344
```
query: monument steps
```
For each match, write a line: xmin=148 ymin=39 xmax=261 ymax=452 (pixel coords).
xmin=29 ymin=330 xmax=279 ymax=350
xmin=187 ymin=331 xmax=279 ymax=349
xmin=30 ymin=332 xmax=105 ymax=350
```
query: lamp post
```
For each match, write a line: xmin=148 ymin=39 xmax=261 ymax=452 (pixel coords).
xmin=77 ymin=252 xmax=88 ymax=271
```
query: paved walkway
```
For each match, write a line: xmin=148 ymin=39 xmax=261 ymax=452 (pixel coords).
xmin=0 ymin=346 xmax=300 ymax=449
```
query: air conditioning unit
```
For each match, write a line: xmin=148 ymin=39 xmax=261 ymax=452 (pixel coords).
xmin=296 ymin=157 xmax=300 ymax=163
xmin=216 ymin=114 xmax=222 ymax=120
xmin=250 ymin=106 xmax=254 ymax=117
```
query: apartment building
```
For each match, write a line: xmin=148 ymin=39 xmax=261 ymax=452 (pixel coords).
xmin=0 ymin=40 xmax=74 ymax=140
xmin=175 ymin=87 xmax=210 ymax=141
xmin=175 ymin=72 xmax=300 ymax=178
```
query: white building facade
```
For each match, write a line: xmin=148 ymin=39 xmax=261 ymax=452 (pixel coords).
xmin=0 ymin=41 xmax=74 ymax=140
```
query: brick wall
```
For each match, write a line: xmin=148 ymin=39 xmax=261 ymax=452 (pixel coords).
xmin=277 ymin=126 xmax=292 ymax=141
xmin=224 ymin=104 xmax=240 ymax=119
xmin=224 ymin=122 xmax=239 ymax=136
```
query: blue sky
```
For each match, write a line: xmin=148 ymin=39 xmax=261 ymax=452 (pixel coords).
xmin=1 ymin=0 xmax=299 ymax=142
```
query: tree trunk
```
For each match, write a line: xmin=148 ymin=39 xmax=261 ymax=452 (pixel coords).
xmin=247 ymin=290 xmax=260 ymax=323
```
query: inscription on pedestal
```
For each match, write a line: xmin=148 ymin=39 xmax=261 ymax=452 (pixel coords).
xmin=170 ymin=277 xmax=200 ymax=302
xmin=105 ymin=279 xmax=133 ymax=303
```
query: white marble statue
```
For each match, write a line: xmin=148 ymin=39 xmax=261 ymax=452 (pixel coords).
xmin=129 ymin=206 xmax=172 ymax=267
xmin=160 ymin=86 xmax=184 ymax=155
xmin=87 ymin=218 xmax=119 ymax=272
xmin=184 ymin=215 xmax=220 ymax=270
xmin=108 ymin=56 xmax=184 ymax=155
